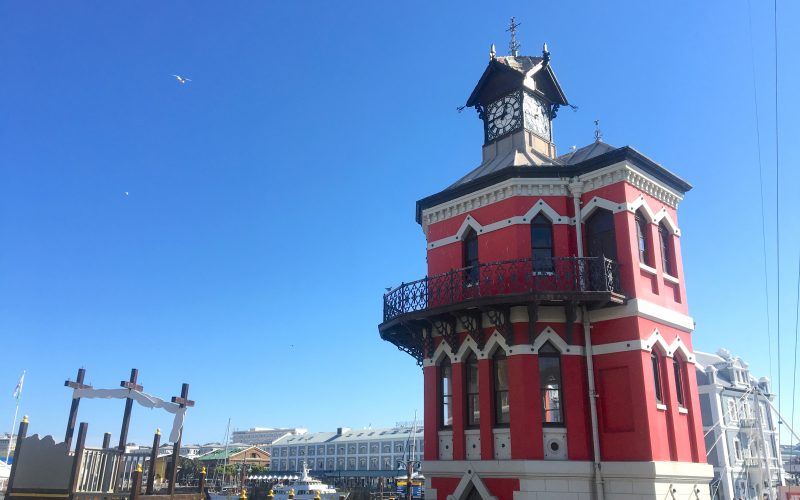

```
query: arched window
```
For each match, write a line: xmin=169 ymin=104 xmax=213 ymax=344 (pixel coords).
xmin=586 ymin=209 xmax=617 ymax=261
xmin=539 ymin=342 xmax=564 ymax=425
xmin=465 ymin=352 xmax=480 ymax=427
xmin=493 ymin=351 xmax=510 ymax=425
xmin=531 ymin=214 xmax=554 ymax=272
xmin=463 ymin=228 xmax=479 ymax=284
xmin=651 ymin=351 xmax=663 ymax=405
xmin=635 ymin=211 xmax=650 ymax=265
xmin=659 ymin=223 xmax=673 ymax=275
xmin=440 ymin=359 xmax=453 ymax=428
xmin=673 ymin=358 xmax=685 ymax=408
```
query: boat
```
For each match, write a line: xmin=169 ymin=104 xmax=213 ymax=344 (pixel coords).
xmin=270 ymin=462 xmax=347 ymax=500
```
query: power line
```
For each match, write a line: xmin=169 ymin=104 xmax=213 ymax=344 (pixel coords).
xmin=746 ymin=0 xmax=774 ymax=388
xmin=774 ymin=0 xmax=781 ymax=430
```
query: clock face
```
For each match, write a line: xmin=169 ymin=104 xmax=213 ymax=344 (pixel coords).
xmin=523 ymin=92 xmax=551 ymax=140
xmin=486 ymin=92 xmax=522 ymax=141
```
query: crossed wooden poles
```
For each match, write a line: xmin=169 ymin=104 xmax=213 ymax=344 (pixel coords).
xmin=63 ymin=367 xmax=195 ymax=494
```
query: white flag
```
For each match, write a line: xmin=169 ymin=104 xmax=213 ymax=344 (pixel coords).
xmin=12 ymin=371 xmax=24 ymax=402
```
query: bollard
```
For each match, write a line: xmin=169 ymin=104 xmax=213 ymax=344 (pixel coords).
xmin=131 ymin=463 xmax=143 ymax=500
xmin=198 ymin=466 xmax=207 ymax=493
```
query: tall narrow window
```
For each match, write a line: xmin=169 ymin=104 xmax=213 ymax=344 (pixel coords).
xmin=659 ymin=223 xmax=673 ymax=275
xmin=531 ymin=214 xmax=554 ymax=272
xmin=586 ymin=209 xmax=618 ymax=262
xmin=464 ymin=228 xmax=479 ymax=285
xmin=651 ymin=352 xmax=663 ymax=404
xmin=635 ymin=212 xmax=649 ymax=265
xmin=539 ymin=342 xmax=564 ymax=425
xmin=493 ymin=351 xmax=510 ymax=425
xmin=440 ymin=360 xmax=453 ymax=428
xmin=673 ymin=358 xmax=685 ymax=408
xmin=465 ymin=353 xmax=480 ymax=427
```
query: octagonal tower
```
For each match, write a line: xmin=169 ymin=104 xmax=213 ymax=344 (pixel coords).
xmin=378 ymin=44 xmax=713 ymax=500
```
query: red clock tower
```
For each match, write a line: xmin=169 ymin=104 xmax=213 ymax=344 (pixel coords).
xmin=379 ymin=42 xmax=713 ymax=500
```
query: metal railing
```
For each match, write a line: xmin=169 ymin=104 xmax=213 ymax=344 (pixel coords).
xmin=383 ymin=256 xmax=620 ymax=323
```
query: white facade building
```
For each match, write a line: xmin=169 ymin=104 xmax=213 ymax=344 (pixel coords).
xmin=269 ymin=425 xmax=423 ymax=477
xmin=696 ymin=349 xmax=784 ymax=500
xmin=231 ymin=427 xmax=307 ymax=446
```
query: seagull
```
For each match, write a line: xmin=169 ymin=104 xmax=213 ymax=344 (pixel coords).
xmin=172 ymin=74 xmax=191 ymax=85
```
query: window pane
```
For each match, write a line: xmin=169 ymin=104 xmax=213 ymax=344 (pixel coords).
xmin=467 ymin=394 xmax=480 ymax=426
xmin=659 ymin=225 xmax=673 ymax=274
xmin=494 ymin=354 xmax=510 ymax=424
xmin=651 ymin=353 xmax=663 ymax=404
xmin=466 ymin=357 xmax=480 ymax=427
xmin=674 ymin=359 xmax=685 ymax=407
xmin=540 ymin=355 xmax=563 ymax=424
xmin=531 ymin=227 xmax=552 ymax=248
xmin=441 ymin=363 xmax=453 ymax=427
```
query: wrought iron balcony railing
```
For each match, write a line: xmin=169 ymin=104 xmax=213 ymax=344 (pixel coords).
xmin=383 ymin=256 xmax=621 ymax=324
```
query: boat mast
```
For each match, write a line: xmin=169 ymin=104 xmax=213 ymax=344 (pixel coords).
xmin=223 ymin=418 xmax=231 ymax=484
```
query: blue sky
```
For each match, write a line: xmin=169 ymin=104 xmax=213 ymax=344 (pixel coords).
xmin=1 ymin=0 xmax=799 ymax=446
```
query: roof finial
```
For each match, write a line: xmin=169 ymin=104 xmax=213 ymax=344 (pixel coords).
xmin=490 ymin=43 xmax=496 ymax=60
xmin=507 ymin=17 xmax=521 ymax=56
xmin=594 ymin=119 xmax=603 ymax=143
xmin=542 ymin=42 xmax=550 ymax=65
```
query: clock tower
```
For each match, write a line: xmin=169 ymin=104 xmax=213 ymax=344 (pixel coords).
xmin=379 ymin=33 xmax=713 ymax=500
xmin=468 ymin=43 xmax=567 ymax=164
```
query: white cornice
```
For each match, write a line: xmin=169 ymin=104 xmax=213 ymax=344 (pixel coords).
xmin=421 ymin=177 xmax=569 ymax=236
xmin=420 ymin=161 xmax=684 ymax=236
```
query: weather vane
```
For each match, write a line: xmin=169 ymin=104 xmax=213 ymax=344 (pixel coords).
xmin=594 ymin=120 xmax=603 ymax=142
xmin=507 ymin=17 xmax=521 ymax=56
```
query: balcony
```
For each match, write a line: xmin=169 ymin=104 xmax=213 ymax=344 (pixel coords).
xmin=380 ymin=256 xmax=624 ymax=350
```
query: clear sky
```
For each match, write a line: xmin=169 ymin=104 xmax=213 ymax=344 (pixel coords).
xmin=1 ymin=0 xmax=799 ymax=447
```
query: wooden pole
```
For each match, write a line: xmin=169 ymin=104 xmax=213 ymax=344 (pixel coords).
xmin=64 ymin=368 xmax=91 ymax=451
xmin=168 ymin=383 xmax=194 ymax=495
xmin=118 ymin=369 xmax=142 ymax=450
xmin=5 ymin=415 xmax=29 ymax=495
xmin=114 ymin=369 xmax=143 ymax=493
xmin=146 ymin=428 xmax=161 ymax=494
xmin=130 ymin=464 xmax=143 ymax=500
xmin=102 ymin=432 xmax=112 ymax=449
xmin=68 ymin=422 xmax=89 ymax=497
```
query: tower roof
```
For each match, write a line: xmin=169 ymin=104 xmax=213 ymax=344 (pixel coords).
xmin=466 ymin=54 xmax=569 ymax=109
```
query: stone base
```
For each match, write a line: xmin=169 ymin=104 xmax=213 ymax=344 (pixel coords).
xmin=422 ymin=460 xmax=713 ymax=500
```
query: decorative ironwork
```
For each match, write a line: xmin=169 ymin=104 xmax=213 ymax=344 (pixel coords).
xmin=383 ymin=256 xmax=621 ymax=324
xmin=431 ymin=316 xmax=459 ymax=352
xmin=485 ymin=307 xmax=513 ymax=345
xmin=387 ymin=322 xmax=425 ymax=366
xmin=457 ymin=311 xmax=485 ymax=349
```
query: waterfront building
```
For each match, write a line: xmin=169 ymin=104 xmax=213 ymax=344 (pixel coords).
xmin=269 ymin=425 xmax=423 ymax=477
xmin=378 ymin=41 xmax=712 ymax=499
xmin=695 ymin=349 xmax=784 ymax=499
xmin=0 ymin=433 xmax=14 ymax=459
xmin=231 ymin=427 xmax=307 ymax=446
xmin=197 ymin=445 xmax=271 ymax=470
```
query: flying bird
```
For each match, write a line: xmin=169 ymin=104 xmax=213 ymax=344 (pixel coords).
xmin=172 ymin=74 xmax=191 ymax=84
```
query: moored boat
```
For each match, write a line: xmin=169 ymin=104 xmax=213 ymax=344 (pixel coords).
xmin=271 ymin=462 xmax=347 ymax=500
